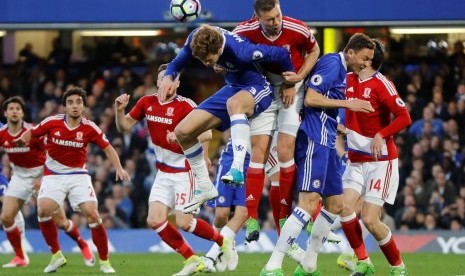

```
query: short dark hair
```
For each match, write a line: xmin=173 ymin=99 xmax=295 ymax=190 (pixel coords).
xmin=62 ymin=87 xmax=88 ymax=106
xmin=344 ymin=33 xmax=375 ymax=54
xmin=254 ymin=0 xmax=279 ymax=15
xmin=371 ymin=39 xmax=385 ymax=71
xmin=3 ymin=96 xmax=26 ymax=112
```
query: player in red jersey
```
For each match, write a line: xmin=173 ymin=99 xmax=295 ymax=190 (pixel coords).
xmin=233 ymin=0 xmax=320 ymax=242
xmin=114 ymin=64 xmax=237 ymax=276
xmin=14 ymin=88 xmax=130 ymax=274
xmin=340 ymin=39 xmax=411 ymax=275
xmin=0 ymin=96 xmax=94 ymax=269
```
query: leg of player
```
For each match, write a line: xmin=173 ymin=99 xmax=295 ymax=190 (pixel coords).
xmin=276 ymin=132 xmax=297 ymax=223
xmin=362 ymin=202 xmax=407 ymax=276
xmin=244 ymin=134 xmax=271 ymax=242
xmin=37 ymin=198 xmax=67 ymax=273
xmin=175 ymin=110 xmax=221 ymax=213
xmin=1 ymin=196 xmax=28 ymax=268
xmin=147 ymin=201 xmax=204 ymax=276
xmin=52 ymin=206 xmax=94 ymax=266
xmin=79 ymin=201 xmax=115 ymax=274
xmin=222 ymin=91 xmax=257 ymax=185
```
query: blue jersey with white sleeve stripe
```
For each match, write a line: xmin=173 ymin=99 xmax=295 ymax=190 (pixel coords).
xmin=165 ymin=27 xmax=294 ymax=86
xmin=300 ymin=52 xmax=347 ymax=148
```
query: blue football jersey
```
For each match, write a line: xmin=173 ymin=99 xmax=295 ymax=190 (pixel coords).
xmin=165 ymin=27 xmax=294 ymax=86
xmin=301 ymin=52 xmax=347 ymax=148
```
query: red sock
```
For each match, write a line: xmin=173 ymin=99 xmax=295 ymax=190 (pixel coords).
xmin=380 ymin=235 xmax=402 ymax=266
xmin=39 ymin=219 xmax=60 ymax=254
xmin=154 ymin=220 xmax=194 ymax=259
xmin=312 ymin=199 xmax=322 ymax=222
xmin=269 ymin=184 xmax=281 ymax=234
xmin=278 ymin=164 xmax=296 ymax=219
xmin=190 ymin=218 xmax=223 ymax=246
xmin=5 ymin=225 xmax=24 ymax=259
xmin=90 ymin=224 xmax=109 ymax=261
xmin=341 ymin=217 xmax=368 ymax=260
xmin=245 ymin=167 xmax=265 ymax=219
xmin=65 ymin=221 xmax=87 ymax=248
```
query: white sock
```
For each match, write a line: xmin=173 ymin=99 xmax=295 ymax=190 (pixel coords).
xmin=184 ymin=142 xmax=212 ymax=190
xmin=302 ymin=208 xmax=338 ymax=272
xmin=331 ymin=216 xmax=342 ymax=231
xmin=206 ymin=226 xmax=235 ymax=259
xmin=230 ymin=114 xmax=249 ymax=172
xmin=266 ymin=207 xmax=310 ymax=270
xmin=14 ymin=211 xmax=26 ymax=240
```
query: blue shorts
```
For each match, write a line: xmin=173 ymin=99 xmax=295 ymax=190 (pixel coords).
xmin=295 ymin=130 xmax=343 ymax=196
xmin=207 ymin=142 xmax=249 ymax=208
xmin=0 ymin=174 xmax=9 ymax=197
xmin=197 ymin=84 xmax=272 ymax=131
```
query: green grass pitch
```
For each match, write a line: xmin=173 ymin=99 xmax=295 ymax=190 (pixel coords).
xmin=1 ymin=253 xmax=463 ymax=275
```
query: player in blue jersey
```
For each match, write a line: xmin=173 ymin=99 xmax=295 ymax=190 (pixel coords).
xmin=262 ymin=33 xmax=375 ymax=276
xmin=159 ymin=24 xmax=294 ymax=214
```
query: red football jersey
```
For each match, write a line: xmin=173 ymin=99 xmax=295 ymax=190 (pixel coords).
xmin=31 ymin=114 xmax=110 ymax=175
xmin=234 ymin=16 xmax=317 ymax=74
xmin=0 ymin=122 xmax=46 ymax=172
xmin=128 ymin=94 xmax=196 ymax=173
xmin=345 ymin=72 xmax=411 ymax=162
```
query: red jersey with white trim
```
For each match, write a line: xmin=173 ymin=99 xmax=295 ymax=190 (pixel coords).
xmin=234 ymin=16 xmax=317 ymax=74
xmin=30 ymin=114 xmax=110 ymax=175
xmin=345 ymin=72 xmax=411 ymax=162
xmin=128 ymin=94 xmax=196 ymax=173
xmin=0 ymin=122 xmax=45 ymax=170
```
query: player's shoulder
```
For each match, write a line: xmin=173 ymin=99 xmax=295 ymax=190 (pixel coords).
xmin=374 ymin=72 xmax=398 ymax=95
xmin=282 ymin=16 xmax=311 ymax=35
xmin=175 ymin=95 xmax=197 ymax=108
xmin=81 ymin=117 xmax=102 ymax=133
xmin=0 ymin=124 xmax=7 ymax=132
xmin=41 ymin=114 xmax=65 ymax=125
xmin=22 ymin=121 xmax=35 ymax=130
xmin=234 ymin=18 xmax=260 ymax=33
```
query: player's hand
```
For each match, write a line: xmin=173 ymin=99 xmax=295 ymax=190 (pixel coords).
xmin=13 ymin=137 xmax=26 ymax=147
xmin=347 ymin=98 xmax=374 ymax=113
xmin=32 ymin=178 xmax=42 ymax=191
xmin=114 ymin=94 xmax=130 ymax=111
xmin=166 ymin=130 xmax=178 ymax=144
xmin=213 ymin=64 xmax=226 ymax=75
xmin=371 ymin=133 xmax=384 ymax=161
xmin=158 ymin=76 xmax=175 ymax=103
xmin=280 ymin=84 xmax=296 ymax=108
xmin=115 ymin=169 xmax=131 ymax=181
xmin=282 ymin=71 xmax=302 ymax=85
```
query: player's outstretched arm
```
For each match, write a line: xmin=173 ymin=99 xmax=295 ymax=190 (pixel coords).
xmin=114 ymin=94 xmax=138 ymax=133
xmin=13 ymin=129 xmax=32 ymax=146
xmin=103 ymin=145 xmax=130 ymax=181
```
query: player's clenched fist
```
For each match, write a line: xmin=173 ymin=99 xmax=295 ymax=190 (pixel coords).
xmin=158 ymin=76 xmax=175 ymax=103
xmin=347 ymin=98 xmax=374 ymax=113
xmin=114 ymin=94 xmax=131 ymax=111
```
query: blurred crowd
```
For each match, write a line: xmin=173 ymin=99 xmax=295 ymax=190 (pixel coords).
xmin=0 ymin=34 xmax=464 ymax=232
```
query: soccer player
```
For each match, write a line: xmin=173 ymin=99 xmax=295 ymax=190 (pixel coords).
xmin=114 ymin=64 xmax=237 ymax=276
xmin=339 ymin=39 xmax=411 ymax=276
xmin=233 ymin=0 xmax=320 ymax=241
xmin=0 ymin=96 xmax=94 ymax=269
xmin=158 ymin=24 xmax=294 ymax=213
xmin=261 ymin=33 xmax=375 ymax=276
xmin=14 ymin=88 xmax=129 ymax=273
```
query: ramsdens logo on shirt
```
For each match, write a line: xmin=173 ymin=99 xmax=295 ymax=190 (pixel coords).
xmin=51 ymin=137 xmax=84 ymax=148
xmin=146 ymin=115 xmax=172 ymax=124
xmin=4 ymin=147 xmax=30 ymax=153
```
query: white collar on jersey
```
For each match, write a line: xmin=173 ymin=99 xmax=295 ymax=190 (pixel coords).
xmin=339 ymin=52 xmax=347 ymax=71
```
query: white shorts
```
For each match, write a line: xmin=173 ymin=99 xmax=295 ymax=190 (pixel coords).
xmin=6 ymin=166 xmax=43 ymax=201
xmin=149 ymin=170 xmax=195 ymax=211
xmin=342 ymin=159 xmax=399 ymax=206
xmin=38 ymin=174 xmax=97 ymax=211
xmin=250 ymin=80 xmax=304 ymax=137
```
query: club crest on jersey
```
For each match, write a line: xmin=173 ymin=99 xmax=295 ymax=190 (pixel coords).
xmin=76 ymin=132 xmax=83 ymax=141
xmin=312 ymin=179 xmax=321 ymax=189
xmin=363 ymin=88 xmax=371 ymax=98
xmin=310 ymin=74 xmax=323 ymax=86
xmin=166 ymin=107 xmax=174 ymax=117
xmin=252 ymin=50 xmax=263 ymax=61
